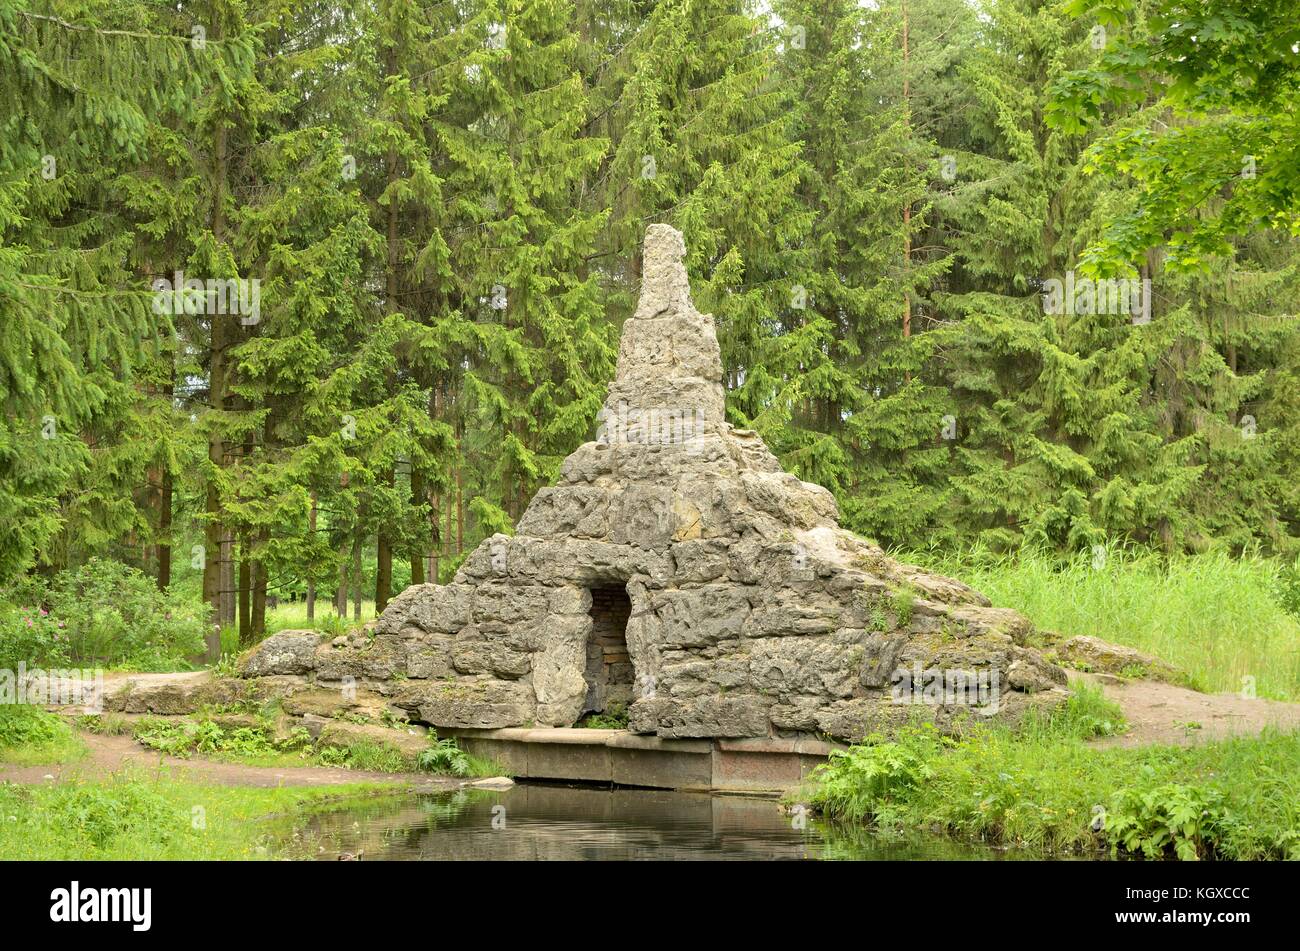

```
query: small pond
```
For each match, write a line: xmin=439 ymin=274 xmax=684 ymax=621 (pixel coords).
xmin=273 ymin=783 xmax=1061 ymax=861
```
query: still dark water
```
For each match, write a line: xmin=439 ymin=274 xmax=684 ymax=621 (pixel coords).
xmin=272 ymin=784 xmax=1051 ymax=861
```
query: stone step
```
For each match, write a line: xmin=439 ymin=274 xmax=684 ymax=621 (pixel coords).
xmin=442 ymin=727 xmax=839 ymax=793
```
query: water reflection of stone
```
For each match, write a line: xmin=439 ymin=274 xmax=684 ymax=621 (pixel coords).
xmin=276 ymin=784 xmax=1042 ymax=861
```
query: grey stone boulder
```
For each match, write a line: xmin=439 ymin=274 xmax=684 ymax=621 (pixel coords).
xmin=316 ymin=720 xmax=429 ymax=760
xmin=1053 ymin=635 xmax=1178 ymax=680
xmin=238 ymin=630 xmax=322 ymax=677
xmin=104 ymin=674 xmax=266 ymax=715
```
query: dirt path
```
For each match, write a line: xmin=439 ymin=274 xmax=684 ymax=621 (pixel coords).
xmin=1071 ymin=670 xmax=1300 ymax=748
xmin=0 ymin=731 xmax=461 ymax=790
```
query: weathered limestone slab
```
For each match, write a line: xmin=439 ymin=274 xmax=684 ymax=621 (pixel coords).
xmin=316 ymin=720 xmax=429 ymax=759
xmin=237 ymin=630 xmax=321 ymax=676
xmin=1053 ymin=634 xmax=1178 ymax=680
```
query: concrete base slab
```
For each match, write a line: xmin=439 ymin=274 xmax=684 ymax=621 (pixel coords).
xmin=444 ymin=727 xmax=840 ymax=793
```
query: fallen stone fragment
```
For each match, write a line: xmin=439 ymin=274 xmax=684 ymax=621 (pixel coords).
xmin=1054 ymin=635 xmax=1179 ymax=680
xmin=466 ymin=776 xmax=515 ymax=790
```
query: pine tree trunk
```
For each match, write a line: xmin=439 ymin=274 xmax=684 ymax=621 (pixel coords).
xmin=426 ymin=388 xmax=441 ymax=583
xmin=157 ymin=354 xmax=174 ymax=591
xmin=446 ymin=481 xmax=456 ymax=561
xmin=351 ymin=534 xmax=363 ymax=622
xmin=221 ymin=528 xmax=237 ymax=631
xmin=373 ymin=51 xmax=400 ymax=614
xmin=238 ymin=539 xmax=251 ymax=644
xmin=306 ymin=493 xmax=318 ymax=620
xmin=376 ymin=532 xmax=392 ymax=612
xmin=409 ymin=468 xmax=425 ymax=585
xmin=901 ymin=0 xmax=912 ymax=342
xmin=430 ymin=490 xmax=441 ymax=584
xmin=335 ymin=550 xmax=349 ymax=617
xmin=202 ymin=43 xmax=233 ymax=659
xmin=456 ymin=465 xmax=464 ymax=554
xmin=251 ymin=551 xmax=268 ymax=640
xmin=157 ymin=468 xmax=172 ymax=591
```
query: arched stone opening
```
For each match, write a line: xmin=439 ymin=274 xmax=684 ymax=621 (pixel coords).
xmin=583 ymin=585 xmax=634 ymax=716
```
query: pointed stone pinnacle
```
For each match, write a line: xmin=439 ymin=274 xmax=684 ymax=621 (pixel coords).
xmin=605 ymin=224 xmax=726 ymax=422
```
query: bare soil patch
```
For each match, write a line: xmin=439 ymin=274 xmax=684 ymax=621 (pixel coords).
xmin=1071 ymin=670 xmax=1300 ymax=748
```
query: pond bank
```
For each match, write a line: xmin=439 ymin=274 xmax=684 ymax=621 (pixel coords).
xmin=272 ymin=783 xmax=1074 ymax=861
xmin=0 ymin=729 xmax=463 ymax=791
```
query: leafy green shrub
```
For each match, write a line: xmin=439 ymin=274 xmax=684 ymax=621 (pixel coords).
xmin=808 ymin=725 xmax=944 ymax=824
xmin=890 ymin=588 xmax=916 ymax=627
xmin=417 ymin=737 xmax=471 ymax=776
xmin=317 ymin=745 xmax=350 ymax=767
xmin=0 ymin=603 xmax=68 ymax=668
xmin=575 ymin=703 xmax=628 ymax=730
xmin=1046 ymin=682 xmax=1127 ymax=739
xmin=74 ymin=713 xmax=131 ymax=736
xmin=0 ymin=558 xmax=207 ymax=669
xmin=42 ymin=780 xmax=180 ymax=848
xmin=807 ymin=701 xmax=1300 ymax=859
xmin=1104 ymin=783 xmax=1225 ymax=861
xmin=0 ymin=703 xmax=65 ymax=747
xmin=1274 ymin=557 xmax=1300 ymax=619
xmin=132 ymin=716 xmax=301 ymax=759
xmin=338 ymin=741 xmax=409 ymax=772
xmin=0 ymin=704 xmax=85 ymax=764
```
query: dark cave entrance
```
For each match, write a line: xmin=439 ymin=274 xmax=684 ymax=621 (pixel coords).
xmin=583 ymin=585 xmax=634 ymax=717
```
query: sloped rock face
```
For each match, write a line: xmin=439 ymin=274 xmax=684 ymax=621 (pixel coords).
xmin=240 ymin=224 xmax=1067 ymax=741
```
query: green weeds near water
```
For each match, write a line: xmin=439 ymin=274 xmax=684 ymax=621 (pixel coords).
xmin=807 ymin=684 xmax=1300 ymax=860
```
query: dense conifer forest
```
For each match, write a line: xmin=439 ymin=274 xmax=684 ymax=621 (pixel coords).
xmin=3 ymin=0 xmax=1297 ymax=645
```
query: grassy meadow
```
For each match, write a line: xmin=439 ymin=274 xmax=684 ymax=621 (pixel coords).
xmin=901 ymin=547 xmax=1300 ymax=702
xmin=0 ymin=773 xmax=404 ymax=860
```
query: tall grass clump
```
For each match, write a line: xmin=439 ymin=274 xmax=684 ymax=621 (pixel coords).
xmin=898 ymin=544 xmax=1300 ymax=701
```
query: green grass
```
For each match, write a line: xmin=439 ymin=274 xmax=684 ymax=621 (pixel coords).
xmin=266 ymin=600 xmax=376 ymax=635
xmin=899 ymin=545 xmax=1300 ymax=701
xmin=805 ymin=684 xmax=1300 ymax=860
xmin=0 ymin=772 xmax=403 ymax=859
xmin=126 ymin=712 xmax=495 ymax=777
xmin=0 ymin=705 xmax=86 ymax=766
xmin=217 ymin=601 xmax=376 ymax=656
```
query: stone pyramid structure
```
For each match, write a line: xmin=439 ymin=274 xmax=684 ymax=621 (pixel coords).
xmin=259 ymin=225 xmax=1067 ymax=741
